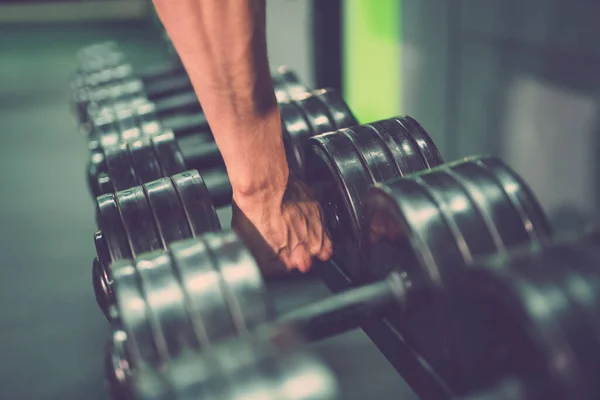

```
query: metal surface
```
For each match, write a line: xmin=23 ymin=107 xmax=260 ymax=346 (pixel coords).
xmin=0 ymin=20 xmax=414 ymax=400
xmin=362 ymin=156 xmax=550 ymax=392
xmin=104 ymin=141 xmax=138 ymax=191
xmin=313 ymin=88 xmax=357 ymax=129
xmin=293 ymin=91 xmax=336 ymax=135
xmin=315 ymin=260 xmax=454 ymax=400
xmin=144 ymin=178 xmax=192 ymax=247
xmin=306 ymin=116 xmax=440 ymax=283
xmin=129 ymin=137 xmax=164 ymax=184
xmin=202 ymin=231 xmax=274 ymax=335
xmin=115 ymin=186 xmax=162 ymax=257
xmin=170 ymin=170 xmax=221 ymax=236
xmin=449 ymin=236 xmax=600 ymax=398
xmin=169 ymin=238 xmax=238 ymax=346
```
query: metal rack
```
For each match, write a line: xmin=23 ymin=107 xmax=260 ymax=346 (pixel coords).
xmin=316 ymin=260 xmax=455 ymax=400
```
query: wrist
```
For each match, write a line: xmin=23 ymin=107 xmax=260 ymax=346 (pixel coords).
xmin=231 ymin=163 xmax=289 ymax=208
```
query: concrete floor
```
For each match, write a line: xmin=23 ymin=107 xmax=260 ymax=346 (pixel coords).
xmin=0 ymin=21 xmax=415 ymax=399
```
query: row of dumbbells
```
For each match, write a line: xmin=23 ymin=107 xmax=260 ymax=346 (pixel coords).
xmin=73 ymin=37 xmax=600 ymax=400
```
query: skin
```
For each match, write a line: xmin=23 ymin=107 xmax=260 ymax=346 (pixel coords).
xmin=152 ymin=0 xmax=333 ymax=273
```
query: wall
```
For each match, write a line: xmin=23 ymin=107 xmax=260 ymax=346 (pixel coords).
xmin=403 ymin=0 xmax=600 ymax=220
xmin=266 ymin=0 xmax=315 ymax=88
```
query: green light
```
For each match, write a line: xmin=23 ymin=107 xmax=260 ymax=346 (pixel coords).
xmin=343 ymin=0 xmax=402 ymax=123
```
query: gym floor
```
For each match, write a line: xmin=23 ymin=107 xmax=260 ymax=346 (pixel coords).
xmin=0 ymin=22 xmax=416 ymax=399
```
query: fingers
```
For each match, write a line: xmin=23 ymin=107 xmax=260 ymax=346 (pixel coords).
xmin=289 ymin=202 xmax=333 ymax=269
xmin=316 ymin=232 xmax=333 ymax=262
xmin=289 ymin=244 xmax=312 ymax=273
xmin=233 ymin=194 xmax=335 ymax=274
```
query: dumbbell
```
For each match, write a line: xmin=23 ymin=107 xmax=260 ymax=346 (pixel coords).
xmin=356 ymin=156 xmax=551 ymax=385
xmin=90 ymin=115 xmax=432 ymax=319
xmin=71 ymin=23 xmax=181 ymax=87
xmin=80 ymin=66 xmax=308 ymax=136
xmin=73 ymin=41 xmax=126 ymax=77
xmin=448 ymin=229 xmax=600 ymax=400
xmin=105 ymin=157 xmax=549 ymax=397
xmin=108 ymin=321 xmax=339 ymax=400
xmin=87 ymin=88 xmax=356 ymax=200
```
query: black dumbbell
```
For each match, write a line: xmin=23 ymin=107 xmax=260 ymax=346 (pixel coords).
xmin=108 ymin=315 xmax=339 ymax=400
xmin=450 ymin=229 xmax=600 ymax=400
xmin=90 ymin=116 xmax=437 ymax=320
xmin=77 ymin=66 xmax=307 ymax=130
xmin=71 ymin=26 xmax=181 ymax=87
xmin=356 ymin=156 xmax=551 ymax=388
xmin=73 ymin=42 xmax=125 ymax=77
xmin=87 ymin=88 xmax=356 ymax=199
xmin=105 ymin=158 xmax=549 ymax=397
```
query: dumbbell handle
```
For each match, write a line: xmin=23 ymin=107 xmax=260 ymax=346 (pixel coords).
xmin=163 ymin=111 xmax=210 ymax=137
xmin=137 ymin=62 xmax=186 ymax=83
xmin=278 ymin=271 xmax=409 ymax=342
xmin=178 ymin=135 xmax=223 ymax=171
xmin=142 ymin=74 xmax=192 ymax=102
xmin=153 ymin=91 xmax=199 ymax=116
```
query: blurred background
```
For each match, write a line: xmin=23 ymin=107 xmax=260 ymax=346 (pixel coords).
xmin=0 ymin=0 xmax=597 ymax=398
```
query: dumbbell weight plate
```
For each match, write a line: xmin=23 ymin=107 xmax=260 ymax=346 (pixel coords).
xmin=450 ymin=249 xmax=596 ymax=398
xmin=96 ymin=194 xmax=133 ymax=262
xmin=418 ymin=171 xmax=499 ymax=266
xmin=94 ymin=172 xmax=222 ymax=321
xmin=307 ymin=131 xmax=377 ymax=282
xmin=152 ymin=131 xmax=187 ymax=177
xmin=533 ymin=247 xmax=600 ymax=396
xmin=339 ymin=125 xmax=399 ymax=184
xmin=94 ymin=190 xmax=147 ymax=318
xmin=562 ymin=237 xmax=600 ymax=344
xmin=312 ymin=88 xmax=357 ymax=129
xmin=293 ymin=92 xmax=335 ymax=135
xmin=370 ymin=119 xmax=431 ymax=175
xmin=402 ymin=173 xmax=500 ymax=373
xmin=478 ymin=157 xmax=551 ymax=240
xmin=89 ymin=109 xmax=120 ymax=144
xmin=395 ymin=116 xmax=443 ymax=168
xmin=105 ymin=329 xmax=132 ymax=400
xmin=170 ymin=238 xmax=238 ymax=348
xmin=110 ymin=233 xmax=273 ymax=386
xmin=362 ymin=156 xmax=548 ymax=386
xmin=136 ymin=250 xmax=200 ymax=362
xmin=129 ymin=137 xmax=164 ymax=185
xmin=280 ymin=101 xmax=312 ymax=178
xmin=116 ymin=186 xmax=162 ymax=256
xmin=135 ymin=102 xmax=164 ymax=137
xmin=92 ymin=254 xmax=112 ymax=318
xmin=272 ymin=66 xmax=310 ymax=102
xmin=306 ymin=117 xmax=441 ymax=282
xmin=203 ymin=231 xmax=273 ymax=334
xmin=450 ymin=161 xmax=532 ymax=249
xmin=170 ymin=170 xmax=221 ymax=236
xmin=112 ymin=260 xmax=163 ymax=367
xmin=104 ymin=142 xmax=138 ymax=192
xmin=144 ymin=178 xmax=193 ymax=247
xmin=113 ymin=105 xmax=144 ymax=142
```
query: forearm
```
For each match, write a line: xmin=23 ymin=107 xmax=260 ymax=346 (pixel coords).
xmin=153 ymin=0 xmax=288 ymax=201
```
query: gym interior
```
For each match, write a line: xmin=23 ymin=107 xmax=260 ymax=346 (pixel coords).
xmin=0 ymin=1 xmax=598 ymax=399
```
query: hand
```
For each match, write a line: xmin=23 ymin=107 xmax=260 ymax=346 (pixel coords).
xmin=231 ymin=176 xmax=333 ymax=275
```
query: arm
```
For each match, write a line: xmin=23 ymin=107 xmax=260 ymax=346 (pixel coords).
xmin=153 ymin=0 xmax=332 ymax=272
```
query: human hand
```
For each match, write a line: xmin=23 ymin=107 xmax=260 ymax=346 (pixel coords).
xmin=232 ymin=176 xmax=333 ymax=275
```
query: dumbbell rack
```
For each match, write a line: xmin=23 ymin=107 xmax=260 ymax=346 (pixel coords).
xmin=74 ymin=36 xmax=480 ymax=400
xmin=317 ymin=259 xmax=455 ymax=400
